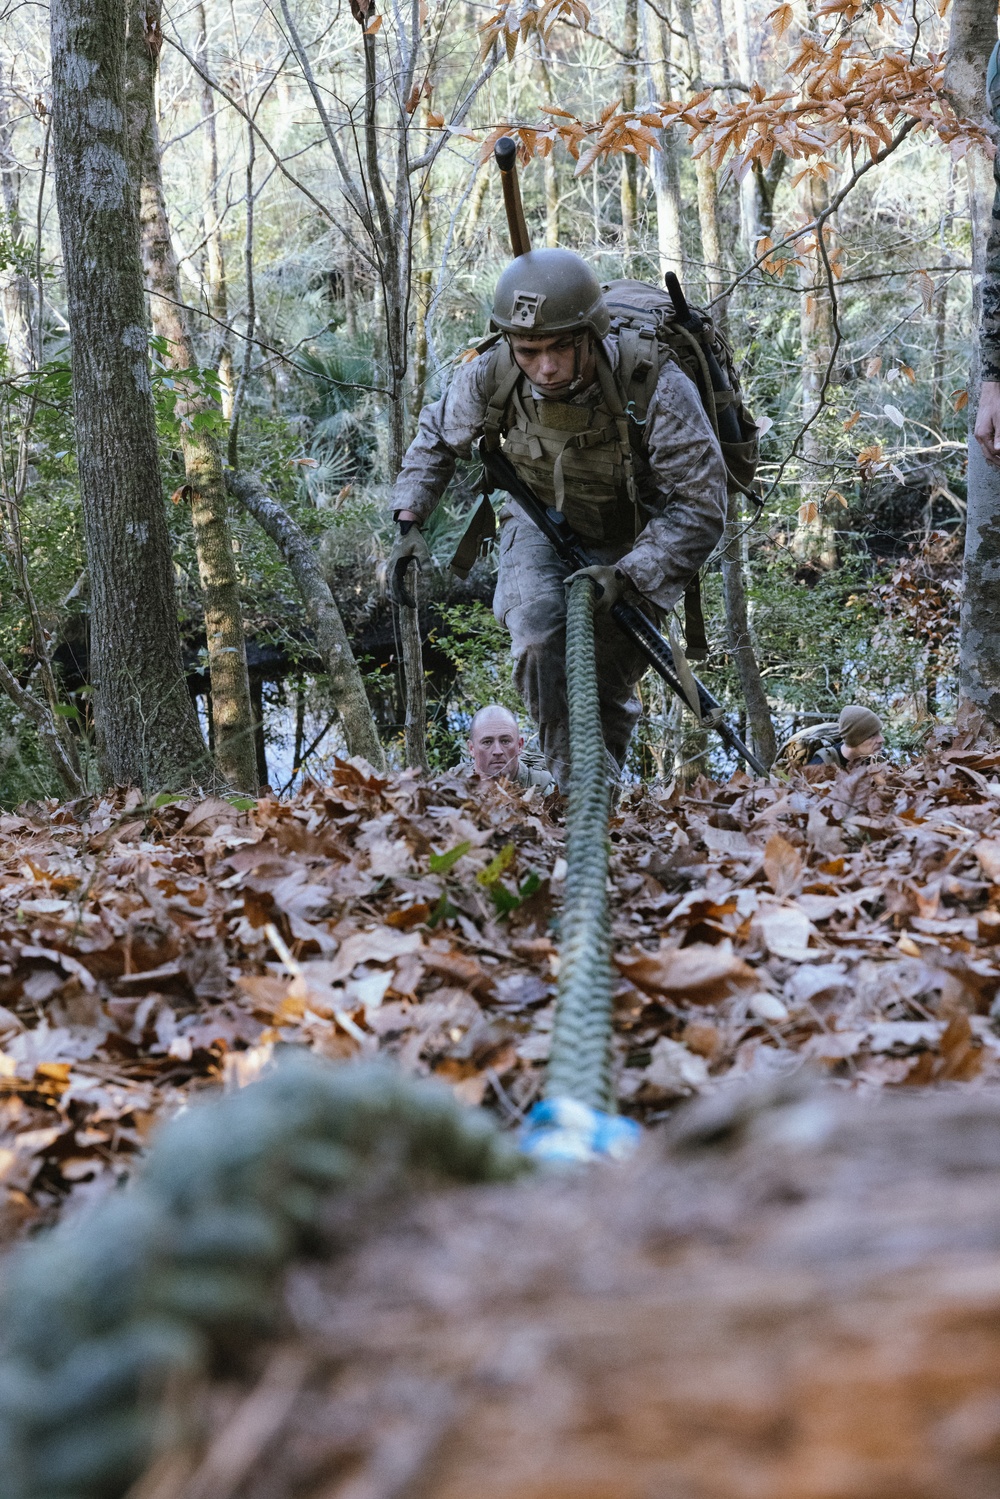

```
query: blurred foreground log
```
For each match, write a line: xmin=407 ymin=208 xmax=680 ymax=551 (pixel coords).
xmin=136 ymin=1083 xmax=1000 ymax=1499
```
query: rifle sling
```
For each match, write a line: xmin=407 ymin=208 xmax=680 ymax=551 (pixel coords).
xmin=449 ymin=493 xmax=497 ymax=580
xmin=683 ymin=574 xmax=708 ymax=661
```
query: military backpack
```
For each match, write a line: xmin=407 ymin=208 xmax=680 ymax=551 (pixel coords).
xmin=776 ymin=723 xmax=844 ymax=770
xmin=599 ymin=277 xmax=759 ymax=497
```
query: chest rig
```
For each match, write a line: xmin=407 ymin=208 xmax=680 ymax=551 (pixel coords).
xmin=480 ymin=338 xmax=653 ymax=545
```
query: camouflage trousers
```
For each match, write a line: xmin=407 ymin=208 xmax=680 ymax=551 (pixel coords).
xmin=492 ymin=509 xmax=651 ymax=789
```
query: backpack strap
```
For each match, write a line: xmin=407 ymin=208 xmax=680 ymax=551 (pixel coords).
xmin=594 ymin=345 xmax=640 ymax=518
xmin=615 ymin=323 xmax=660 ymax=425
xmin=481 ymin=340 xmax=522 ymax=452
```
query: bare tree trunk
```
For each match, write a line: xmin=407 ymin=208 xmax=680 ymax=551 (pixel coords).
xmin=620 ymin=0 xmax=639 ymax=270
xmin=50 ymin=0 xmax=210 ymax=790
xmin=404 ymin=96 xmax=431 ymax=773
xmin=463 ymin=169 xmax=490 ymax=247
xmin=535 ymin=45 xmax=561 ymax=249
xmin=411 ymin=102 xmax=433 ymax=426
xmin=754 ymin=155 xmax=787 ymax=237
xmin=929 ymin=173 xmax=955 ymax=435
xmin=721 ymin=492 xmax=775 ymax=767
xmin=943 ymin=0 xmax=998 ymax=124
xmin=225 ymin=470 xmax=386 ymax=771
xmin=543 ymin=154 xmax=560 ymax=249
xmin=401 ymin=598 xmax=429 ymax=772
xmin=694 ymin=160 xmax=726 ymax=308
xmin=668 ymin=697 xmax=708 ymax=786
xmin=194 ymin=0 xmax=234 ymax=415
xmin=930 ymin=277 xmax=950 ymax=436
xmin=793 ymin=172 xmax=838 ymax=571
xmin=676 ymin=0 xmax=727 ymax=312
xmin=0 ymin=72 xmax=84 ymax=793
xmin=397 ymin=597 xmax=427 ymax=769
xmin=342 ymin=248 xmax=357 ymax=338
xmin=946 ymin=0 xmax=1000 ymax=716
xmin=361 ymin=26 xmax=424 ymax=771
xmin=0 ymin=71 xmax=37 ymax=377
xmin=643 ymin=3 xmax=684 ymax=279
xmin=125 ymin=0 xmax=258 ymax=794
xmin=0 ymin=655 xmax=83 ymax=793
xmin=277 ymin=0 xmax=475 ymax=774
xmin=728 ymin=0 xmax=762 ymax=260
xmin=363 ymin=31 xmax=409 ymax=478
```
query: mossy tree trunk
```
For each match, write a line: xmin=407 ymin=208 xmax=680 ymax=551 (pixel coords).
xmin=50 ymin=0 xmax=210 ymax=790
xmin=125 ymin=0 xmax=258 ymax=793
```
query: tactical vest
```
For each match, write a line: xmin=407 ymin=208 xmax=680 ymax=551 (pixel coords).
xmin=451 ymin=280 xmax=756 ymax=659
xmin=477 ymin=279 xmax=758 ymax=545
xmin=480 ymin=338 xmax=653 ymax=546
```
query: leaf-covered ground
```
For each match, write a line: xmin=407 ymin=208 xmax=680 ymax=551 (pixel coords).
xmin=3 ymin=731 xmax=1000 ymax=1244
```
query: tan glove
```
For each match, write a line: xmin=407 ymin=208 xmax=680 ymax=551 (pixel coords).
xmin=564 ymin=563 xmax=633 ymax=614
xmin=389 ymin=522 xmax=431 ymax=607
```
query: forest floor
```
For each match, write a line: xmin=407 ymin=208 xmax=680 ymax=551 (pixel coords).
xmin=2 ymin=728 xmax=1000 ymax=1246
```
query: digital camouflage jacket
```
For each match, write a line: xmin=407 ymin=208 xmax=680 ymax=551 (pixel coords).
xmin=390 ymin=334 xmax=727 ymax=614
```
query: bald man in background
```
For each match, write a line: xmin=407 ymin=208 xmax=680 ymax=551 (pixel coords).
xmin=468 ymin=705 xmax=555 ymax=792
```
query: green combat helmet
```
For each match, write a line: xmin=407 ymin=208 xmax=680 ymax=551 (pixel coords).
xmin=491 ymin=249 xmax=611 ymax=339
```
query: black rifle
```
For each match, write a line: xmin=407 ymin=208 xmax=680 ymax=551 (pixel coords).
xmin=479 ymin=441 xmax=768 ymax=777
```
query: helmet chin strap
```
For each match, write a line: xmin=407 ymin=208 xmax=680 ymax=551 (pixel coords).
xmin=566 ymin=330 xmax=590 ymax=393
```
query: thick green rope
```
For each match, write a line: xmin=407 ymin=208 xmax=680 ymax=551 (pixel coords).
xmin=0 ymin=587 xmax=620 ymax=1496
xmin=0 ymin=1053 xmax=527 ymax=1499
xmin=545 ymin=577 xmax=615 ymax=1111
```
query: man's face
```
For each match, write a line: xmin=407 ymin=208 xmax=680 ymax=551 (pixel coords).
xmin=508 ymin=330 xmax=593 ymax=396
xmin=469 ymin=713 xmax=523 ymax=780
xmin=843 ymin=732 xmax=884 ymax=762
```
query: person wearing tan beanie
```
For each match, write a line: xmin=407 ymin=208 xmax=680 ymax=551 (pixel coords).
xmin=779 ymin=706 xmax=885 ymax=771
xmin=789 ymin=705 xmax=885 ymax=769
xmin=837 ymin=705 xmax=884 ymax=763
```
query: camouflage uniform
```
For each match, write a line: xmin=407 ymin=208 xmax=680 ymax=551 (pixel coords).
xmin=392 ymin=339 xmax=727 ymax=788
xmin=807 ymin=740 xmax=847 ymax=769
xmin=982 ymin=41 xmax=1000 ymax=382
xmin=515 ymin=760 xmax=556 ymax=793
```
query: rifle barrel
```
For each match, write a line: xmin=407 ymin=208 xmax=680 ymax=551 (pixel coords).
xmin=493 ymin=137 xmax=531 ymax=258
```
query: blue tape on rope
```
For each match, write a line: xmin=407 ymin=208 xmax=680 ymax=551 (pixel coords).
xmin=521 ymin=1097 xmax=642 ymax=1165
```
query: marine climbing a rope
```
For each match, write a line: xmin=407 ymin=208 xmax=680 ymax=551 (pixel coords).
xmin=0 ymin=161 xmax=781 ymax=1495
xmin=388 ymin=141 xmax=764 ymax=792
xmin=388 ymin=141 xmax=767 ymax=1149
